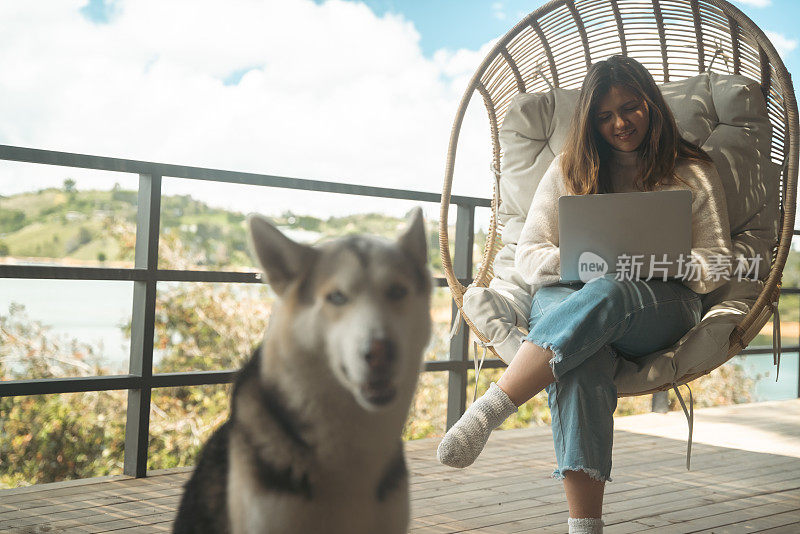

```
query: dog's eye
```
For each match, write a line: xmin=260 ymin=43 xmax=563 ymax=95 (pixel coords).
xmin=386 ymin=284 xmax=408 ymax=301
xmin=326 ymin=290 xmax=349 ymax=306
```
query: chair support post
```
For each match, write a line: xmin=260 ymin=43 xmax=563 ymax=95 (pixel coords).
xmin=446 ymin=204 xmax=475 ymax=430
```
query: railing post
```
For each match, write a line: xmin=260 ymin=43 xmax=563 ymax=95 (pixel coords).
xmin=651 ymin=391 xmax=669 ymax=413
xmin=123 ymin=174 xmax=161 ymax=478
xmin=446 ymin=203 xmax=474 ymax=430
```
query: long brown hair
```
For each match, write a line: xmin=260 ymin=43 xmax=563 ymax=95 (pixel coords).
xmin=560 ymin=55 xmax=711 ymax=195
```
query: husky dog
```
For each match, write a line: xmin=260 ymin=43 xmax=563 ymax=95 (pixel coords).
xmin=173 ymin=208 xmax=432 ymax=534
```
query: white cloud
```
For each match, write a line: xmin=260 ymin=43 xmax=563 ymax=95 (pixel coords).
xmin=491 ymin=2 xmax=506 ymax=20
xmin=765 ymin=30 xmax=798 ymax=59
xmin=733 ymin=0 xmax=772 ymax=7
xmin=0 ymin=0 xmax=495 ymax=221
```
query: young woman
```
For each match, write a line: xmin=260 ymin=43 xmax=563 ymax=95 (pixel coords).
xmin=436 ymin=55 xmax=733 ymax=534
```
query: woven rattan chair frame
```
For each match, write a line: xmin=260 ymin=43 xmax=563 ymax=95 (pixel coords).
xmin=439 ymin=0 xmax=798 ymax=396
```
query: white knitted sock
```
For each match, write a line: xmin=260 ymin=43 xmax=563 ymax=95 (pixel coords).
xmin=568 ymin=517 xmax=604 ymax=534
xmin=436 ymin=382 xmax=517 ymax=468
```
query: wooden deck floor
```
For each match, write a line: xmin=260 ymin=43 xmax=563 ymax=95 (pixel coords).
xmin=2 ymin=399 xmax=799 ymax=533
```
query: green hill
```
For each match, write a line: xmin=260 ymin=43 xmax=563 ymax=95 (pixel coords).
xmin=0 ymin=185 xmax=460 ymax=272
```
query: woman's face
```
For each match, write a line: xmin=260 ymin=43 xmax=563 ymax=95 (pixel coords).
xmin=593 ymin=85 xmax=649 ymax=152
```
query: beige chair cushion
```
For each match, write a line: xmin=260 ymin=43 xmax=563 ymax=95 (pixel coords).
xmin=462 ymin=286 xmax=528 ymax=362
xmin=462 ymin=72 xmax=779 ymax=393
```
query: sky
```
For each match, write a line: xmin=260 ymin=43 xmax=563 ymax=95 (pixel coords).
xmin=1 ymin=0 xmax=798 ymax=222
xmin=334 ymin=0 xmax=799 ymax=66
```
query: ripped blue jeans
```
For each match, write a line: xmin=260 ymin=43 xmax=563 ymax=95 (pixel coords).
xmin=526 ymin=273 xmax=702 ymax=483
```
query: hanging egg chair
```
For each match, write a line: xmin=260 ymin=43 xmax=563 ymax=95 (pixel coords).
xmin=439 ymin=0 xmax=796 ymax=465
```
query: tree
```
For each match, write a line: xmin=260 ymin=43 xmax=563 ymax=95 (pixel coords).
xmin=63 ymin=179 xmax=76 ymax=194
xmin=0 ymin=210 xmax=26 ymax=233
xmin=0 ymin=304 xmax=126 ymax=488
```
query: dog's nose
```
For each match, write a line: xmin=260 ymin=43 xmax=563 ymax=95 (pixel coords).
xmin=365 ymin=338 xmax=394 ymax=372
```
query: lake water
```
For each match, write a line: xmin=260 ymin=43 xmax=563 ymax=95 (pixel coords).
xmin=0 ymin=278 xmax=797 ymax=401
xmin=0 ymin=279 xmax=135 ymax=374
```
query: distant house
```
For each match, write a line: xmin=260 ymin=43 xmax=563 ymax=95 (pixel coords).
xmin=92 ymin=210 xmax=113 ymax=220
xmin=277 ymin=227 xmax=322 ymax=244
xmin=65 ymin=211 xmax=86 ymax=222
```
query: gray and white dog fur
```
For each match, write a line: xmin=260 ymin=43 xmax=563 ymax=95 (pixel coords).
xmin=173 ymin=208 xmax=432 ymax=534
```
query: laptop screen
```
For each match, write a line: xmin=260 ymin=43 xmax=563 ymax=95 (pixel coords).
xmin=558 ymin=190 xmax=692 ymax=283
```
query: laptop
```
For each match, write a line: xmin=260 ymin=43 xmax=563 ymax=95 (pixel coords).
xmin=558 ymin=190 xmax=692 ymax=283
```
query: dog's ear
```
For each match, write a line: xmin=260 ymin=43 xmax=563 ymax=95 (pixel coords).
xmin=247 ymin=214 xmax=318 ymax=297
xmin=397 ymin=207 xmax=427 ymax=268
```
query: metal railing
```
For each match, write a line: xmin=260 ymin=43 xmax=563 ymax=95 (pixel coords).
xmin=0 ymin=143 xmax=797 ymax=479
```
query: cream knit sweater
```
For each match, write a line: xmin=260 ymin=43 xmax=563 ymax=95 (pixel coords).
xmin=514 ymin=149 xmax=733 ymax=294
